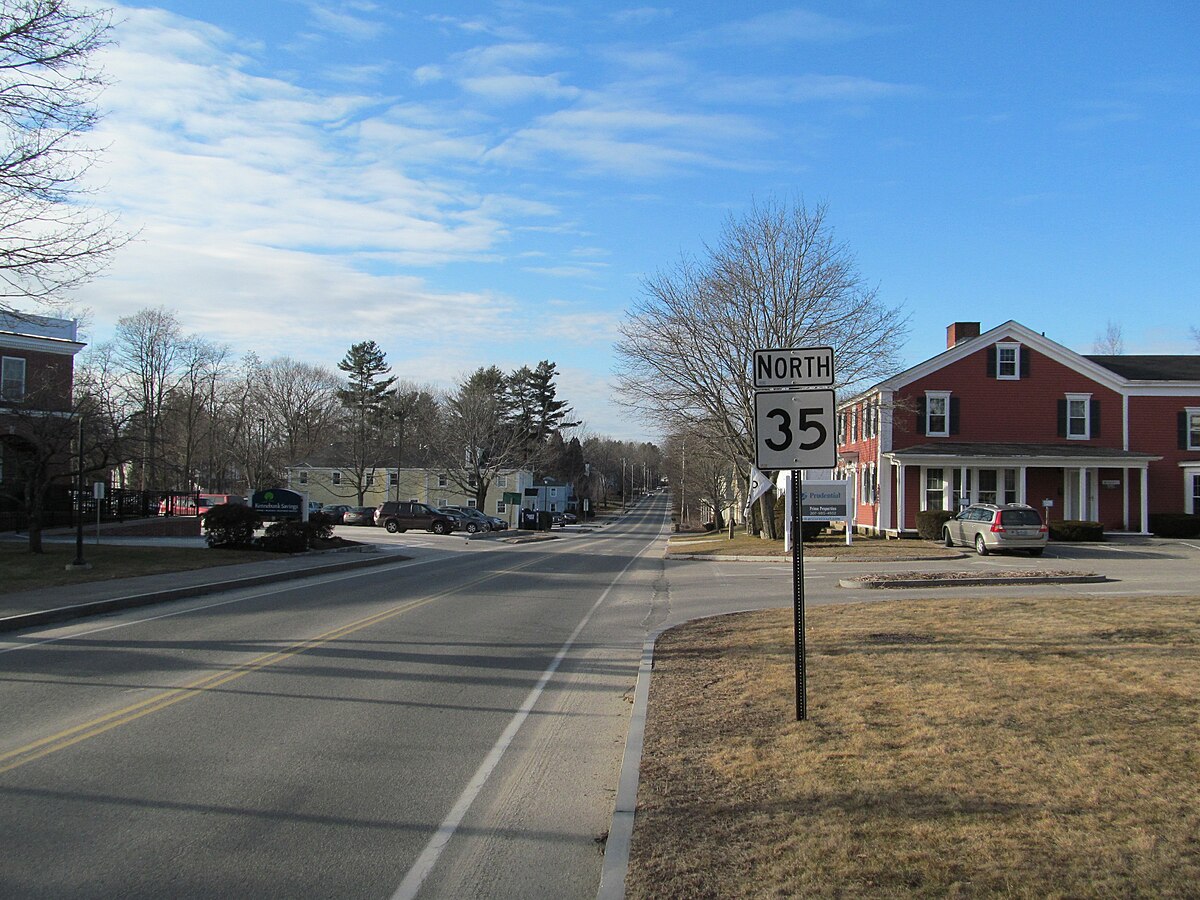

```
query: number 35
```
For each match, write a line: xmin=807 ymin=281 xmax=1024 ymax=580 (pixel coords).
xmin=764 ymin=407 xmax=827 ymax=452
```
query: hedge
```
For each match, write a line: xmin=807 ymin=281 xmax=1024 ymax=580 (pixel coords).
xmin=202 ymin=503 xmax=262 ymax=548
xmin=1048 ymin=520 xmax=1104 ymax=542
xmin=916 ymin=509 xmax=953 ymax=541
xmin=1148 ymin=513 xmax=1200 ymax=538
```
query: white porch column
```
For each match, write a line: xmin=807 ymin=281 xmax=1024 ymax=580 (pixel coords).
xmin=1077 ymin=467 xmax=1087 ymax=520
xmin=1140 ymin=467 xmax=1150 ymax=534
xmin=1122 ymin=467 xmax=1130 ymax=531
xmin=1018 ymin=466 xmax=1028 ymax=505
xmin=896 ymin=463 xmax=906 ymax=533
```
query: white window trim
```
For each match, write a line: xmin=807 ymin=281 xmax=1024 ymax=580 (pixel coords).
xmin=1186 ymin=408 xmax=1200 ymax=452
xmin=1 ymin=355 xmax=26 ymax=400
xmin=1066 ymin=393 xmax=1092 ymax=440
xmin=926 ymin=391 xmax=951 ymax=437
xmin=1184 ymin=466 xmax=1200 ymax=515
xmin=996 ymin=342 xmax=1021 ymax=380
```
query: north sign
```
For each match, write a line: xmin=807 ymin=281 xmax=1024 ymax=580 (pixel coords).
xmin=753 ymin=346 xmax=835 ymax=389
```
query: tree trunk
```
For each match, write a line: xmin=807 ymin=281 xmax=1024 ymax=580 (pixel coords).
xmin=758 ymin=492 xmax=777 ymax=540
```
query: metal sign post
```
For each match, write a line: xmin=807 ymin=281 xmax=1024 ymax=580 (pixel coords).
xmin=753 ymin=345 xmax=835 ymax=723
xmin=791 ymin=470 xmax=807 ymax=720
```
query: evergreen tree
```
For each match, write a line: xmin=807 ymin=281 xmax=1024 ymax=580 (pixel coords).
xmin=335 ymin=341 xmax=396 ymax=503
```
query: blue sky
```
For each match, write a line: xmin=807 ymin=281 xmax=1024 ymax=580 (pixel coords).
xmin=72 ymin=1 xmax=1200 ymax=440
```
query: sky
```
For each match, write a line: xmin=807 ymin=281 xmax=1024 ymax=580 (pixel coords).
xmin=63 ymin=1 xmax=1200 ymax=440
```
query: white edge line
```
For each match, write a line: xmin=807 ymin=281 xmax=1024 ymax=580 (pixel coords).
xmin=596 ymin=605 xmax=777 ymax=900
xmin=392 ymin=514 xmax=664 ymax=900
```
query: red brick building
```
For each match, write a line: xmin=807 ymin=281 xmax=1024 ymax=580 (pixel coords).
xmin=1 ymin=313 xmax=85 ymax=494
xmin=835 ymin=321 xmax=1200 ymax=535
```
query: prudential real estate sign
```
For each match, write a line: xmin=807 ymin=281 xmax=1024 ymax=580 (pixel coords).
xmin=800 ymin=480 xmax=850 ymax=522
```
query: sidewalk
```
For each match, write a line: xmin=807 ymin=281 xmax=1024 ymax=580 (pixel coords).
xmin=0 ymin=546 xmax=405 ymax=633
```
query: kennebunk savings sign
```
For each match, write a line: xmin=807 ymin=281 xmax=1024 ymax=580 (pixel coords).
xmin=252 ymin=488 xmax=304 ymax=520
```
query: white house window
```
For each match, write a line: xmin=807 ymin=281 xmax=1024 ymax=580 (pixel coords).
xmin=498 ymin=474 xmax=508 ymax=488
xmin=299 ymin=471 xmax=308 ymax=484
xmin=924 ymin=468 xmax=945 ymax=511
xmin=1190 ymin=472 xmax=1200 ymax=515
xmin=1186 ymin=409 xmax=1200 ymax=450
xmin=996 ymin=343 xmax=1021 ymax=379
xmin=438 ymin=474 xmax=448 ymax=488
xmin=466 ymin=499 xmax=477 ymax=508
xmin=1004 ymin=468 xmax=1018 ymax=505
xmin=926 ymin=392 xmax=951 ymax=437
xmin=497 ymin=500 xmax=507 ymax=514
xmin=332 ymin=471 xmax=341 ymax=485
xmin=1066 ymin=394 xmax=1091 ymax=439
xmin=978 ymin=469 xmax=998 ymax=505
xmin=389 ymin=472 xmax=397 ymax=486
xmin=1 ymin=356 xmax=25 ymax=400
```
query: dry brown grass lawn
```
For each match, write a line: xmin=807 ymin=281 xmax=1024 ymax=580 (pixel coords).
xmin=668 ymin=531 xmax=959 ymax=560
xmin=0 ymin=542 xmax=269 ymax=594
xmin=627 ymin=597 xmax=1200 ymax=898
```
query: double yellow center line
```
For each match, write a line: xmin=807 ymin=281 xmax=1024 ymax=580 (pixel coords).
xmin=1 ymin=556 xmax=548 ymax=775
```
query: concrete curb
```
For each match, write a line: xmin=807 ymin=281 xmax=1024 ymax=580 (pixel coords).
xmin=597 ymin=607 xmax=768 ymax=900
xmin=0 ymin=551 xmax=407 ymax=633
xmin=838 ymin=574 xmax=1109 ymax=589
xmin=665 ymin=552 xmax=967 ymax=563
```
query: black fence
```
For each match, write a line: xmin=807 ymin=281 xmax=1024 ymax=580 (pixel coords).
xmin=0 ymin=485 xmax=180 ymax=533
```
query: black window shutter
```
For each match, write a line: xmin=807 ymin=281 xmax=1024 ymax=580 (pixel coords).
xmin=986 ymin=346 xmax=996 ymax=378
xmin=1090 ymin=400 xmax=1101 ymax=438
xmin=1181 ymin=411 xmax=1189 ymax=449
xmin=949 ymin=397 xmax=960 ymax=435
xmin=1057 ymin=399 xmax=1067 ymax=437
xmin=1021 ymin=347 xmax=1031 ymax=378
xmin=917 ymin=398 xmax=926 ymax=435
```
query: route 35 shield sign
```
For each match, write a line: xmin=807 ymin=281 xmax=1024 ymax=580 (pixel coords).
xmin=753 ymin=389 xmax=836 ymax=470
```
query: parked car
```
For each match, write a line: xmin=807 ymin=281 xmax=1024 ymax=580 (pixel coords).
xmin=942 ymin=503 xmax=1048 ymax=556
xmin=442 ymin=505 xmax=504 ymax=533
xmin=341 ymin=506 xmax=376 ymax=526
xmin=321 ymin=504 xmax=353 ymax=524
xmin=374 ymin=500 xmax=458 ymax=534
xmin=436 ymin=507 xmax=475 ymax=532
xmin=158 ymin=493 xmax=243 ymax=517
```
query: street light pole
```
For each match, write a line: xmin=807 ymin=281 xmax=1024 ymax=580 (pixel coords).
xmin=70 ymin=414 xmax=88 ymax=569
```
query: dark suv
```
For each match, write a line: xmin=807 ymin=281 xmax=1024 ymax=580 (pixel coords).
xmin=942 ymin=503 xmax=1048 ymax=556
xmin=374 ymin=501 xmax=458 ymax=535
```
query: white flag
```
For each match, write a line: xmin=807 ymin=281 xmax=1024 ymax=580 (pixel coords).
xmin=744 ymin=465 xmax=773 ymax=515
xmin=776 ymin=470 xmax=794 ymax=552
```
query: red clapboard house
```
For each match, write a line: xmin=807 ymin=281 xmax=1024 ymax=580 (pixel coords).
xmin=835 ymin=321 xmax=1200 ymax=536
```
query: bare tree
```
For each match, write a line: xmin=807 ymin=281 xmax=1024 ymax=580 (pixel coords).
xmin=107 ymin=306 xmax=188 ymax=490
xmin=436 ymin=366 xmax=527 ymax=509
xmin=0 ymin=0 xmax=127 ymax=313
xmin=258 ymin=356 xmax=341 ymax=467
xmin=1093 ymin=320 xmax=1125 ymax=355
xmin=615 ymin=198 xmax=907 ymax=537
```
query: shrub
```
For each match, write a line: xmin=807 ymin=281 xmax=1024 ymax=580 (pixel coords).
xmin=1048 ymin=520 xmax=1104 ymax=542
xmin=257 ymin=519 xmax=309 ymax=553
xmin=307 ymin=511 xmax=335 ymax=541
xmin=202 ymin=503 xmax=261 ymax=548
xmin=801 ymin=521 xmax=827 ymax=541
xmin=1148 ymin=514 xmax=1200 ymax=539
xmin=916 ymin=509 xmax=953 ymax=541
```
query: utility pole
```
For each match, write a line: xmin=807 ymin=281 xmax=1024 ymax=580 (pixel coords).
xmin=69 ymin=415 xmax=88 ymax=570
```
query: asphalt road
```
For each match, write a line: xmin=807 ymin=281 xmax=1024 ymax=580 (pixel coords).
xmin=3 ymin=499 xmax=1196 ymax=899
xmin=0 ymin=495 xmax=682 ymax=899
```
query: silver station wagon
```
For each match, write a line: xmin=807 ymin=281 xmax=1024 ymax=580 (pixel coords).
xmin=942 ymin=503 xmax=1048 ymax=556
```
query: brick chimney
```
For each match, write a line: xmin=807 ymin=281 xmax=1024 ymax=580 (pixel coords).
xmin=947 ymin=321 xmax=981 ymax=348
